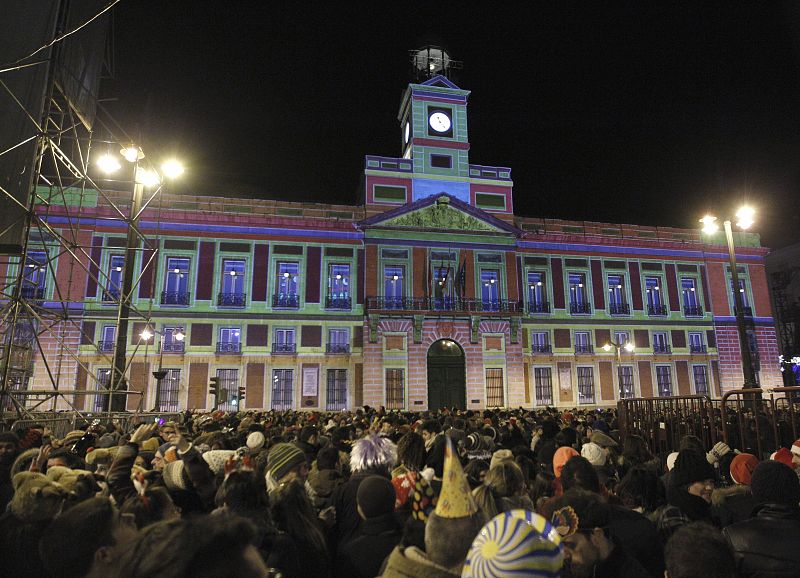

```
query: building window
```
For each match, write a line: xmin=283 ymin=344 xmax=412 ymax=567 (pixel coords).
xmin=682 ymin=278 xmax=703 ymax=316
xmin=730 ymin=279 xmax=751 ymax=315
xmin=99 ymin=325 xmax=116 ymax=352
xmin=94 ymin=368 xmax=112 ymax=412
xmin=433 ymin=264 xmax=454 ymax=310
xmin=485 ymin=368 xmax=505 ymax=407
xmin=327 ymin=328 xmax=349 ymax=354
xmin=430 ymin=154 xmax=452 ymax=168
xmin=607 ymin=274 xmax=629 ymax=314
xmin=614 ymin=331 xmax=630 ymax=346
xmin=534 ymin=367 xmax=553 ymax=406
xmin=217 ymin=327 xmax=241 ymax=353
xmin=569 ymin=272 xmax=591 ymax=314
xmin=531 ymin=331 xmax=550 ymax=353
xmin=618 ymin=365 xmax=634 ymax=399
xmin=481 ymin=269 xmax=500 ymax=311
xmin=656 ymin=365 xmax=673 ymax=397
xmin=577 ymin=367 xmax=595 ymax=404
xmin=645 ymin=276 xmax=666 ymax=316
xmin=385 ymin=368 xmax=405 ymax=410
xmin=527 ymin=272 xmax=549 ymax=313
xmin=103 ymin=255 xmax=124 ymax=301
xmin=326 ymin=369 xmax=347 ymax=411
xmin=688 ymin=332 xmax=705 ymax=353
xmin=693 ymin=365 xmax=709 ymax=396
xmin=272 ymin=328 xmax=295 ymax=353
xmin=326 ymin=264 xmax=351 ymax=309
xmin=162 ymin=257 xmax=190 ymax=305
xmin=216 ymin=369 xmax=239 ymax=411
xmin=384 ymin=265 xmax=404 ymax=309
xmin=22 ymin=250 xmax=48 ymax=299
xmin=271 ymin=369 xmax=294 ymax=410
xmin=158 ymin=369 xmax=181 ymax=412
xmin=274 ymin=262 xmax=299 ymax=308
xmin=219 ymin=259 xmax=246 ymax=307
xmin=653 ymin=331 xmax=671 ymax=353
xmin=575 ymin=331 xmax=592 ymax=354
xmin=162 ymin=326 xmax=185 ymax=353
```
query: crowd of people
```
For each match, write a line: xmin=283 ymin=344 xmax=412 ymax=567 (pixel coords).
xmin=1 ymin=405 xmax=799 ymax=577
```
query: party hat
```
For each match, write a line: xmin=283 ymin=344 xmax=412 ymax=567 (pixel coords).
xmin=435 ymin=437 xmax=478 ymax=518
xmin=462 ymin=509 xmax=563 ymax=577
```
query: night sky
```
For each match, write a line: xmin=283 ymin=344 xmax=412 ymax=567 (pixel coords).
xmin=109 ymin=2 xmax=800 ymax=250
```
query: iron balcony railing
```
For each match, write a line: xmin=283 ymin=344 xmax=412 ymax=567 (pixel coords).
xmin=683 ymin=305 xmax=704 ymax=317
xmin=272 ymin=294 xmax=299 ymax=309
xmin=528 ymin=301 xmax=550 ymax=314
xmin=218 ymin=292 xmax=246 ymax=307
xmin=575 ymin=344 xmax=593 ymax=354
xmin=689 ymin=344 xmax=707 ymax=354
xmin=98 ymin=340 xmax=115 ymax=352
xmin=653 ymin=344 xmax=672 ymax=354
xmin=216 ymin=342 xmax=241 ymax=354
xmin=326 ymin=343 xmax=350 ymax=354
xmin=570 ymin=302 xmax=592 ymax=315
xmin=609 ymin=303 xmax=630 ymax=315
xmin=102 ymin=288 xmax=120 ymax=302
xmin=531 ymin=343 xmax=552 ymax=354
xmin=272 ymin=343 xmax=296 ymax=354
xmin=647 ymin=304 xmax=668 ymax=316
xmin=325 ymin=295 xmax=351 ymax=310
xmin=20 ymin=285 xmax=45 ymax=300
xmin=162 ymin=342 xmax=185 ymax=353
xmin=366 ymin=296 xmax=522 ymax=313
xmin=161 ymin=291 xmax=190 ymax=306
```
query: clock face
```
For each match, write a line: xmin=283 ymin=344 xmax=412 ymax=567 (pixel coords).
xmin=428 ymin=111 xmax=451 ymax=133
xmin=404 ymin=121 xmax=410 ymax=143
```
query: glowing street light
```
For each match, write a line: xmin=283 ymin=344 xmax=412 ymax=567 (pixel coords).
xmin=135 ymin=168 xmax=161 ymax=188
xmin=96 ymin=153 xmax=121 ymax=174
xmin=120 ymin=145 xmax=144 ymax=163
xmin=161 ymin=159 xmax=185 ymax=179
xmin=139 ymin=328 xmax=153 ymax=341
xmin=603 ymin=339 xmax=636 ymax=399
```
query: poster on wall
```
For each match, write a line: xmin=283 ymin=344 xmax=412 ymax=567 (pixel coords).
xmin=302 ymin=366 xmax=318 ymax=397
xmin=558 ymin=365 xmax=572 ymax=392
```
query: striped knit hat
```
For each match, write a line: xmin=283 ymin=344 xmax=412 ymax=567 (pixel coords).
xmin=267 ymin=443 xmax=305 ymax=481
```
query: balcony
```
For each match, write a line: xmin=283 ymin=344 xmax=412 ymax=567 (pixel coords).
xmin=326 ymin=343 xmax=350 ymax=354
xmin=20 ymin=285 xmax=45 ymax=300
xmin=218 ymin=292 xmax=246 ymax=308
xmin=325 ymin=296 xmax=351 ymax=310
xmin=608 ymin=303 xmax=630 ymax=315
xmin=531 ymin=343 xmax=552 ymax=354
xmin=570 ymin=302 xmax=592 ymax=315
xmin=366 ymin=296 xmax=522 ymax=314
xmin=683 ymin=305 xmax=704 ymax=317
xmin=272 ymin=294 xmax=299 ymax=309
xmin=647 ymin=304 xmax=668 ymax=316
xmin=689 ymin=344 xmax=707 ymax=354
xmin=102 ymin=288 xmax=120 ymax=302
xmin=161 ymin=291 xmax=190 ymax=306
xmin=653 ymin=344 xmax=672 ymax=354
xmin=528 ymin=301 xmax=550 ymax=314
xmin=736 ymin=306 xmax=753 ymax=317
xmin=575 ymin=344 xmax=593 ymax=354
xmin=272 ymin=343 xmax=296 ymax=354
xmin=97 ymin=340 xmax=115 ymax=352
xmin=162 ymin=341 xmax=185 ymax=353
xmin=216 ymin=342 xmax=241 ymax=354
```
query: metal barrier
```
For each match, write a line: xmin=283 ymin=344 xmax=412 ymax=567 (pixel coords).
xmin=720 ymin=387 xmax=800 ymax=459
xmin=4 ymin=411 xmax=184 ymax=438
xmin=9 ymin=417 xmax=78 ymax=439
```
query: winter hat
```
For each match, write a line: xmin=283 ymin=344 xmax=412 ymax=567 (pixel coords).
xmin=11 ymin=447 xmax=40 ymax=477
xmin=357 ymin=475 xmax=396 ymax=519
xmin=0 ymin=430 xmax=20 ymax=446
xmin=772 ymin=447 xmax=794 ymax=468
xmin=46 ymin=466 xmax=96 ymax=502
xmin=435 ymin=438 xmax=479 ymax=519
xmin=490 ymin=449 xmax=514 ymax=471
xmin=140 ymin=437 xmax=160 ymax=453
xmin=590 ymin=431 xmax=618 ymax=448
xmin=350 ymin=434 xmax=397 ymax=473
xmin=203 ymin=450 xmax=236 ymax=476
xmin=411 ymin=476 xmax=439 ymax=522
xmin=267 ymin=443 xmax=306 ymax=481
xmin=85 ymin=447 xmax=116 ymax=466
xmin=158 ymin=442 xmax=174 ymax=458
xmin=10 ymin=471 xmax=67 ymax=522
xmin=671 ymin=450 xmax=716 ymax=487
xmin=666 ymin=451 xmax=679 ymax=471
xmin=729 ymin=453 xmax=759 ymax=485
xmin=750 ymin=461 xmax=800 ymax=506
xmin=553 ymin=446 xmax=579 ymax=478
xmin=462 ymin=510 xmax=563 ymax=578
xmin=791 ymin=439 xmax=800 ymax=457
xmin=96 ymin=432 xmax=119 ymax=449
xmin=580 ymin=442 xmax=607 ymax=467
xmin=246 ymin=431 xmax=266 ymax=451
xmin=162 ymin=460 xmax=190 ymax=491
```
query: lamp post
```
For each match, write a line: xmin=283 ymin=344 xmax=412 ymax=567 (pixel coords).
xmin=700 ymin=207 xmax=758 ymax=388
xmin=603 ymin=339 xmax=636 ymax=399
xmin=142 ymin=326 xmax=185 ymax=412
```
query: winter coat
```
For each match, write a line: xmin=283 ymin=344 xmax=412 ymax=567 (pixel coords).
xmin=592 ymin=537 xmax=652 ymax=578
xmin=656 ymin=484 xmax=714 ymax=542
xmin=331 ymin=468 xmax=387 ymax=551
xmin=608 ymin=505 xmax=664 ymax=578
xmin=307 ymin=468 xmax=344 ymax=510
xmin=336 ymin=512 xmax=402 ymax=578
xmin=379 ymin=546 xmax=461 ymax=578
xmin=723 ymin=503 xmax=800 ymax=577
xmin=712 ymin=484 xmax=758 ymax=528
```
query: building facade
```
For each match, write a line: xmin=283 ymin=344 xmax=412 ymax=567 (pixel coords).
xmin=3 ymin=75 xmax=781 ymax=412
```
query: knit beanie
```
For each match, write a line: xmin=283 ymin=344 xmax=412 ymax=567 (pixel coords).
xmin=247 ymin=431 xmax=266 ymax=451
xmin=140 ymin=437 xmax=160 ymax=453
xmin=10 ymin=472 xmax=67 ymax=522
xmin=666 ymin=452 xmax=679 ymax=471
xmin=267 ymin=443 xmax=306 ymax=481
xmin=772 ymin=447 xmax=794 ymax=468
xmin=590 ymin=431 xmax=618 ymax=448
xmin=162 ymin=460 xmax=190 ymax=491
xmin=357 ymin=475 xmax=396 ymax=519
xmin=792 ymin=439 xmax=800 ymax=457
xmin=580 ymin=442 xmax=606 ymax=467
xmin=203 ymin=450 xmax=236 ymax=476
xmin=750 ymin=461 xmax=800 ymax=506
xmin=671 ymin=450 xmax=715 ymax=487
xmin=729 ymin=453 xmax=759 ymax=485
xmin=490 ymin=449 xmax=514 ymax=471
xmin=553 ymin=447 xmax=579 ymax=478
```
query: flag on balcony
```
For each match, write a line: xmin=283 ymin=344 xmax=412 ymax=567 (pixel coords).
xmin=455 ymin=255 xmax=466 ymax=299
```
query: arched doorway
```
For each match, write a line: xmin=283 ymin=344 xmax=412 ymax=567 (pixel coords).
xmin=427 ymin=339 xmax=466 ymax=409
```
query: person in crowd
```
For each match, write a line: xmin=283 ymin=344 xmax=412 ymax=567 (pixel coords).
xmin=723 ymin=460 xmax=800 ymax=575
xmin=0 ymin=430 xmax=21 ymax=511
xmin=295 ymin=425 xmax=319 ymax=466
xmin=265 ymin=442 xmax=309 ymax=493
xmin=552 ymin=445 xmax=578 ymax=496
xmin=712 ymin=452 xmax=759 ymax=527
xmin=420 ymin=419 xmax=447 ymax=477
xmin=615 ymin=465 xmax=666 ymax=521
xmin=307 ymin=445 xmax=345 ymax=510
xmin=657 ymin=449 xmax=717 ymax=540
xmin=616 ymin=434 xmax=658 ymax=479
xmin=664 ymin=522 xmax=737 ymax=578
xmin=391 ymin=431 xmax=426 ymax=511
xmin=472 ymin=460 xmax=532 ymax=518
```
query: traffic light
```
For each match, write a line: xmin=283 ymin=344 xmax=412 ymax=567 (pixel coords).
xmin=238 ymin=385 xmax=246 ymax=400
xmin=209 ymin=376 xmax=220 ymax=407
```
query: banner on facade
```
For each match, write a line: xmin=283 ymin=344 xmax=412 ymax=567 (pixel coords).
xmin=302 ymin=366 xmax=318 ymax=397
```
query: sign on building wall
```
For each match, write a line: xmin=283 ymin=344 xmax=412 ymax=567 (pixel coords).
xmin=302 ymin=366 xmax=319 ymax=397
xmin=558 ymin=365 xmax=573 ymax=404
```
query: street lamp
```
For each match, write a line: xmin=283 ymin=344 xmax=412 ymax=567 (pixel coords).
xmin=141 ymin=326 xmax=185 ymax=412
xmin=603 ymin=339 xmax=636 ymax=399
xmin=700 ymin=206 xmax=758 ymax=388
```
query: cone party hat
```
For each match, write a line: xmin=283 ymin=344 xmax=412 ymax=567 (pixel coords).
xmin=435 ymin=436 xmax=479 ymax=518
